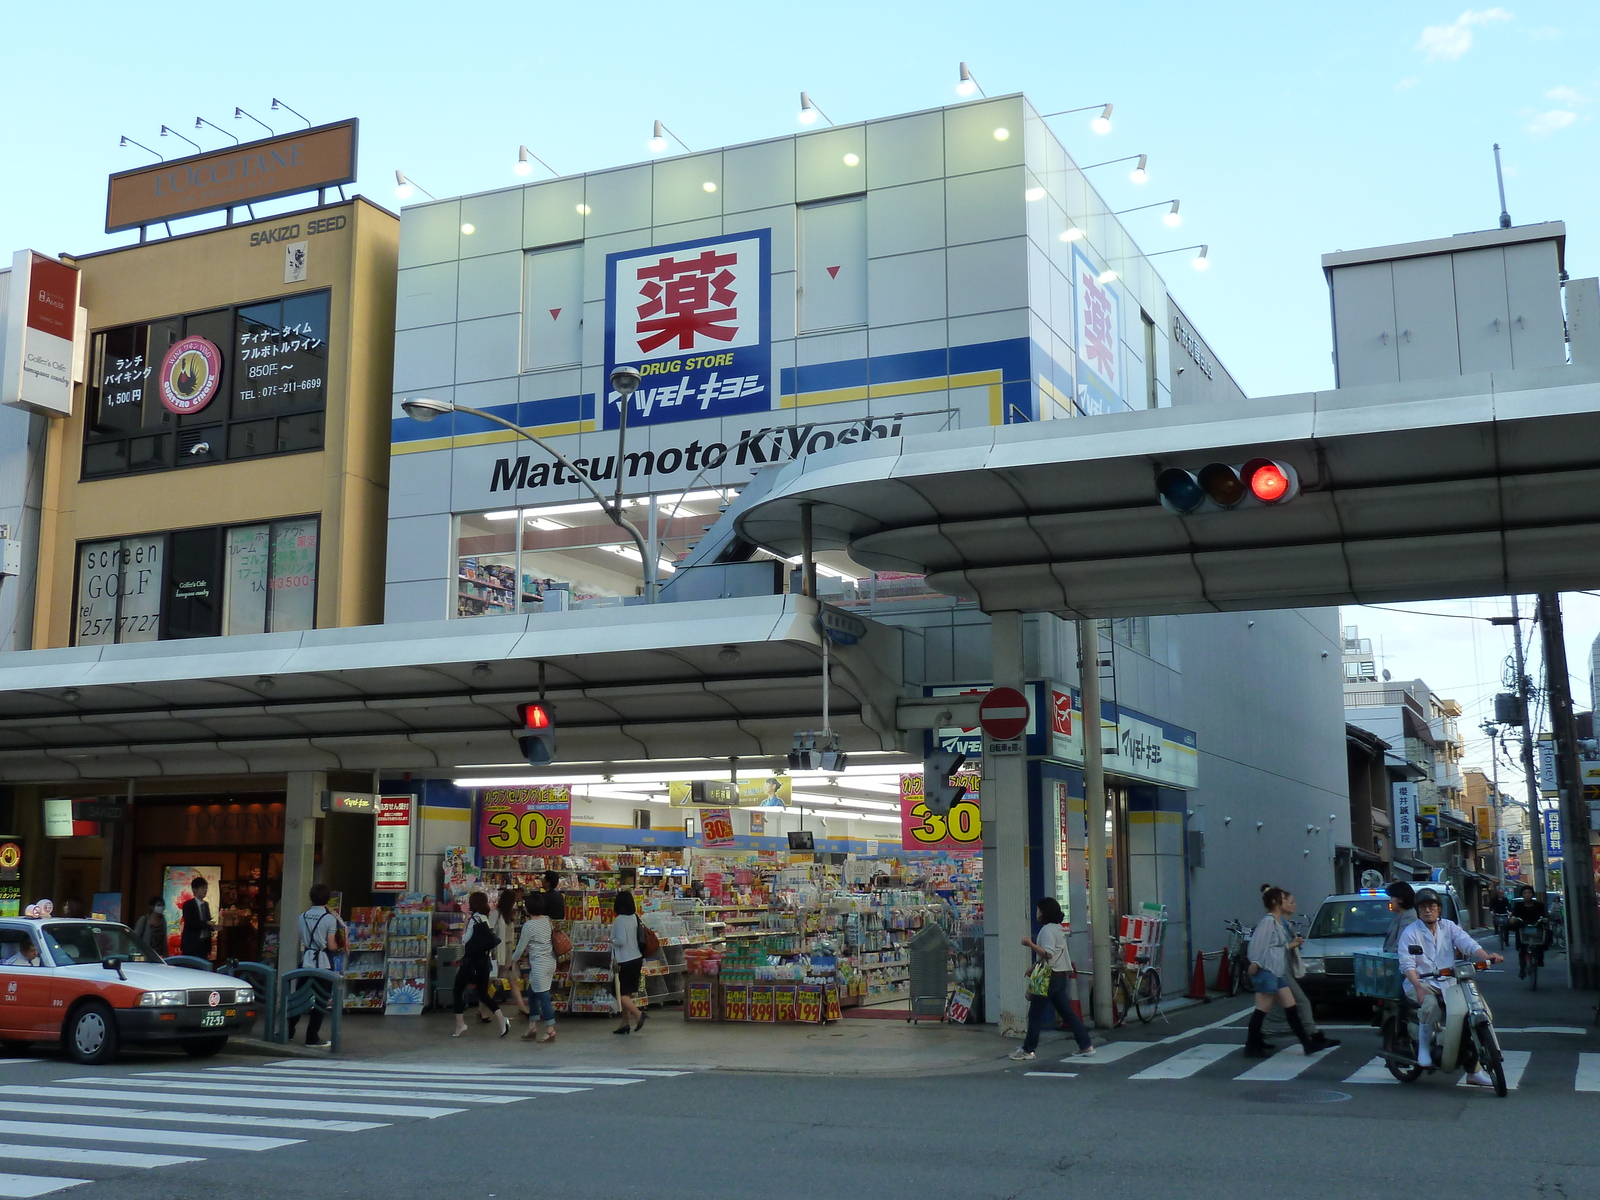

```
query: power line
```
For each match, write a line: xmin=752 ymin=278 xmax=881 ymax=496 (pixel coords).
xmin=1353 ymin=603 xmax=1511 ymax=622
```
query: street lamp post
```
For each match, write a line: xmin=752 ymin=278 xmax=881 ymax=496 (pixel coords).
xmin=401 ymin=365 xmax=662 ymax=601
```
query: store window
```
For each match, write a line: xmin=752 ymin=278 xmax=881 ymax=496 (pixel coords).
xmin=454 ymin=492 xmax=732 ymax=617
xmin=1109 ymin=616 xmax=1151 ymax=657
xmin=74 ymin=516 xmax=319 ymax=645
xmin=83 ymin=290 xmax=330 ymax=480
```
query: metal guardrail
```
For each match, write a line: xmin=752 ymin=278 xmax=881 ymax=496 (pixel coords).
xmin=224 ymin=961 xmax=279 ymax=1042
xmin=161 ymin=955 xmax=214 ymax=971
xmin=278 ymin=967 xmax=346 ymax=1053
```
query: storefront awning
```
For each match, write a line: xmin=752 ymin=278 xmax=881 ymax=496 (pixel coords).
xmin=0 ymin=595 xmax=907 ymax=782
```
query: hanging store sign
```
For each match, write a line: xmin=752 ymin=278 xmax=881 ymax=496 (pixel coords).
xmin=1538 ymin=737 xmax=1558 ymax=796
xmin=603 ymin=229 xmax=772 ymax=429
xmin=373 ymin=794 xmax=414 ymax=891
xmin=1392 ymin=782 xmax=1419 ymax=851
xmin=477 ymin=785 xmax=572 ymax=856
xmin=668 ymin=777 xmax=791 ymax=808
xmin=0 ymin=839 xmax=21 ymax=917
xmin=700 ymin=807 xmax=735 ymax=848
xmin=3 ymin=250 xmax=81 ymax=417
xmin=1545 ymin=806 xmax=1563 ymax=858
xmin=899 ymin=773 xmax=982 ymax=855
xmin=105 ymin=119 xmax=359 ymax=233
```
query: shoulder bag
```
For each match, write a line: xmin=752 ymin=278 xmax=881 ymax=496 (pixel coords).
xmin=638 ymin=917 xmax=661 ymax=957
xmin=551 ymin=921 xmax=573 ymax=959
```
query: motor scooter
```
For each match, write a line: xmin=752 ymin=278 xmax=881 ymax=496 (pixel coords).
xmin=1376 ymin=960 xmax=1508 ymax=1097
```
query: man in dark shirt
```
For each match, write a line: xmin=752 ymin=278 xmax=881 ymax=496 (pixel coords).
xmin=1489 ymin=891 xmax=1511 ymax=947
xmin=1509 ymin=885 xmax=1548 ymax=978
xmin=541 ymin=870 xmax=566 ymax=922
xmin=179 ymin=877 xmax=215 ymax=960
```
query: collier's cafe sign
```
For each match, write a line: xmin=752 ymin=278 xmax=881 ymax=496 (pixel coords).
xmin=106 ymin=119 xmax=358 ymax=234
xmin=2 ymin=250 xmax=80 ymax=418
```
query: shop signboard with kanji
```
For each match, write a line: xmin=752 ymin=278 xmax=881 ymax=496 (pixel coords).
xmin=1073 ymin=245 xmax=1124 ymax=415
xmin=478 ymin=785 xmax=572 ymax=857
xmin=900 ymin=773 xmax=982 ymax=855
xmin=604 ymin=230 xmax=772 ymax=428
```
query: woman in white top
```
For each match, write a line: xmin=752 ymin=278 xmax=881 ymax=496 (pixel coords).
xmin=489 ymin=889 xmax=526 ymax=1016
xmin=512 ymin=890 xmax=558 ymax=1042
xmin=610 ymin=889 xmax=646 ymax=1035
xmin=1010 ymin=896 xmax=1093 ymax=1061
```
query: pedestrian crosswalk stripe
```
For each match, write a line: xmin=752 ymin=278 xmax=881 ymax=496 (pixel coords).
xmin=10 ymin=1085 xmax=462 ymax=1120
xmin=1129 ymin=1043 xmax=1237 ymax=1079
xmin=63 ymin=1077 xmax=541 ymax=1104
xmin=1024 ymin=1072 xmax=1078 ymax=1078
xmin=1345 ymin=1057 xmax=1400 ymax=1084
xmin=259 ymin=1060 xmax=681 ymax=1079
xmin=0 ymin=1101 xmax=384 ymax=1134
xmin=1060 ymin=1042 xmax=1150 ymax=1064
xmin=1577 ymin=1054 xmax=1600 ymax=1092
xmin=1457 ymin=1050 xmax=1530 ymax=1090
xmin=200 ymin=1067 xmax=640 ymax=1088
xmin=0 ymin=1144 xmax=200 ymax=1170
xmin=1233 ymin=1045 xmax=1339 ymax=1082
xmin=0 ymin=1119 xmax=297 ymax=1153
xmin=0 ymin=1172 xmax=91 ymax=1198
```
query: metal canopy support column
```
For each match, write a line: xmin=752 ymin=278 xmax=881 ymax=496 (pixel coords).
xmin=987 ymin=611 xmax=1029 ymax=1036
xmin=1078 ymin=618 xmax=1113 ymax=1029
xmin=277 ymin=770 xmax=326 ymax=979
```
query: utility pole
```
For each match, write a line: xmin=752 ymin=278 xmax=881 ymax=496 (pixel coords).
xmin=1536 ymin=592 xmax=1600 ymax=990
xmin=1078 ymin=618 xmax=1113 ymax=1030
xmin=1481 ymin=719 xmax=1505 ymax=886
xmin=1499 ymin=598 xmax=1548 ymax=895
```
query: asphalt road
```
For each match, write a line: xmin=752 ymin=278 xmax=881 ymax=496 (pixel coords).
xmin=2 ymin=964 xmax=1596 ymax=1200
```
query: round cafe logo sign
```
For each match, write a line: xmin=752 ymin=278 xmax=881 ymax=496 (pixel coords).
xmin=158 ymin=336 xmax=222 ymax=415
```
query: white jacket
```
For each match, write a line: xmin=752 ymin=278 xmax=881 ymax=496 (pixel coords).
xmin=1395 ymin=917 xmax=1485 ymax=995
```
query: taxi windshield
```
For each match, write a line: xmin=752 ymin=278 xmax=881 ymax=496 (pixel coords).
xmin=39 ymin=922 xmax=162 ymax=966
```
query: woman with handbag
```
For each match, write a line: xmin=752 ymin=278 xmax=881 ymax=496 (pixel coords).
xmin=512 ymin=890 xmax=558 ymax=1042
xmin=1009 ymin=897 xmax=1094 ymax=1062
xmin=610 ymin=889 xmax=647 ymax=1035
xmin=1243 ymin=886 xmax=1321 ymax=1058
xmin=1259 ymin=884 xmax=1337 ymax=1049
xmin=453 ymin=891 xmax=510 ymax=1038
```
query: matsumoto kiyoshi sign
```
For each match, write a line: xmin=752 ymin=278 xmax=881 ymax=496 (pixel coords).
xmin=604 ymin=230 xmax=771 ymax=429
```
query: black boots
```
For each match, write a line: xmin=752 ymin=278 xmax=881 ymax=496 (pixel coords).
xmin=1283 ymin=1004 xmax=1320 ymax=1052
xmin=1243 ymin=1010 xmax=1272 ymax=1057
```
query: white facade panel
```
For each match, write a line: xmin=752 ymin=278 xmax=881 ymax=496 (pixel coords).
xmin=582 ymin=166 xmax=653 ymax=237
xmin=398 ymin=200 xmax=462 ymax=269
xmin=1391 ymin=255 xmax=1461 ymax=381
xmin=1504 ymin=240 xmax=1567 ymax=369
xmin=1452 ymin=247 xmax=1513 ymax=374
xmin=946 ymin=167 xmax=1026 ymax=247
xmin=456 ymin=250 xmax=523 ymax=323
xmin=866 ymin=181 xmax=945 ymax=259
xmin=796 ymin=126 xmax=867 ymax=204
xmin=1331 ymin=261 xmax=1398 ymax=386
xmin=947 ymin=237 xmax=1028 ymax=317
xmin=521 ymin=245 xmax=583 ymax=370
xmin=454 ymin=315 xmax=521 ymax=385
xmin=798 ymin=197 xmax=867 ymax=332
xmin=523 ymin=178 xmax=587 ymax=247
xmin=722 ymin=139 xmax=795 ymax=214
xmin=459 ymin=188 xmax=524 ymax=257
xmin=392 ymin=323 xmax=457 ymax=393
xmin=865 ymin=111 xmax=945 ymax=189
xmin=395 ymin=263 xmax=458 ymax=332
xmin=868 ymin=250 xmax=946 ymax=328
xmin=653 ymin=153 xmax=725 ymax=226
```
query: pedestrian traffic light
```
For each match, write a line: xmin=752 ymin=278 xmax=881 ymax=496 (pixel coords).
xmin=1157 ymin=458 xmax=1299 ymax=515
xmin=517 ymin=702 xmax=555 ymax=766
xmin=923 ymin=748 xmax=968 ymax=817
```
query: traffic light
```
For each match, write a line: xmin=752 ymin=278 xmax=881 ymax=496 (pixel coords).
xmin=788 ymin=730 xmax=847 ymax=772
xmin=517 ymin=702 xmax=555 ymax=766
xmin=1157 ymin=458 xmax=1299 ymax=515
xmin=923 ymin=748 xmax=968 ymax=817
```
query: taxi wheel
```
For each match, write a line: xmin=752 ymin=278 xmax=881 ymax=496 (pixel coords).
xmin=65 ymin=1001 xmax=120 ymax=1065
xmin=181 ymin=1036 xmax=229 ymax=1057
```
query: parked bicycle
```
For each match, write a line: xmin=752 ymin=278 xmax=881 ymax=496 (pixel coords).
xmin=1108 ymin=934 xmax=1162 ymax=1026
xmin=1222 ymin=918 xmax=1253 ymax=998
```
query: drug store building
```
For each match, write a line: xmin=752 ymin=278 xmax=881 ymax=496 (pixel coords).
xmin=378 ymin=92 xmax=1346 ymax=1024
xmin=0 ymin=121 xmax=402 ymax=962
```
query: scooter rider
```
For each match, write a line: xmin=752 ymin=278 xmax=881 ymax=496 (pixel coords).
xmin=1397 ymin=888 xmax=1503 ymax=1086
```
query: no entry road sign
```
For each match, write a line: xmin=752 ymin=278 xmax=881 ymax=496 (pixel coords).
xmin=978 ymin=687 xmax=1030 ymax=740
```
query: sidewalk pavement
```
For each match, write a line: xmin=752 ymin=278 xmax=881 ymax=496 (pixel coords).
xmin=228 ymin=992 xmax=1227 ymax=1077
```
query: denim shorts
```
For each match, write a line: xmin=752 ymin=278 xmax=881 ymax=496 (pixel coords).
xmin=1252 ymin=969 xmax=1288 ymax=993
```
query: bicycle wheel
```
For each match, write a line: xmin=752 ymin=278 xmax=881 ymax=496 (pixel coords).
xmin=1134 ymin=968 xmax=1161 ymax=1023
xmin=1110 ymin=973 xmax=1131 ymax=1028
xmin=1228 ymin=951 xmax=1247 ymax=998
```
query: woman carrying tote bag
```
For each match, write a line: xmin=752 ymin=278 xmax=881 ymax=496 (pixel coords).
xmin=453 ymin=891 xmax=510 ymax=1039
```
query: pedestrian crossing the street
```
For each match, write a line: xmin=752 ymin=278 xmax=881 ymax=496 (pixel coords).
xmin=0 ymin=1059 xmax=699 ymax=1198
xmin=1020 ymin=1030 xmax=1600 ymax=1095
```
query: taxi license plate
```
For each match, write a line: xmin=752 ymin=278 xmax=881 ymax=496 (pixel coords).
xmin=200 ymin=1009 xmax=225 ymax=1028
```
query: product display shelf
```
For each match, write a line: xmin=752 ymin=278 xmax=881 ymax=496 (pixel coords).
xmin=342 ymin=908 xmax=390 ymax=1012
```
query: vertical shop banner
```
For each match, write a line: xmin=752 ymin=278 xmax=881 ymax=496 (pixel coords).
xmin=477 ymin=785 xmax=572 ymax=856
xmin=1072 ymin=245 xmax=1124 ymax=415
xmin=373 ymin=795 xmax=414 ymax=892
xmin=1544 ymin=806 xmax=1563 ymax=859
xmin=604 ymin=229 xmax=772 ymax=429
xmin=899 ymin=773 xmax=983 ymax=855
xmin=3 ymin=250 xmax=81 ymax=417
xmin=700 ymin=808 xmax=735 ymax=848
xmin=1538 ymin=738 xmax=1558 ymax=796
xmin=0 ymin=839 xmax=21 ymax=917
xmin=1392 ymin=782 xmax=1419 ymax=851
xmin=162 ymin=866 xmax=221 ymax=959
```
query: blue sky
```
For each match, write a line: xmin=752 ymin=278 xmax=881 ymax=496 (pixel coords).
xmin=5 ymin=0 xmax=1598 ymax=764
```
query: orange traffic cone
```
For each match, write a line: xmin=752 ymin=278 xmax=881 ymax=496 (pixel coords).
xmin=1187 ymin=951 xmax=1211 ymax=1001
xmin=1214 ymin=949 xmax=1232 ymax=994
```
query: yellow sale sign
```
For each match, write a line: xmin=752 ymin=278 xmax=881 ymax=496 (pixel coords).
xmin=900 ymin=773 xmax=982 ymax=854
xmin=479 ymin=785 xmax=571 ymax=855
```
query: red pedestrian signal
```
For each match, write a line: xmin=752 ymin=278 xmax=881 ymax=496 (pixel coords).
xmin=516 ymin=703 xmax=555 ymax=765
xmin=1157 ymin=458 xmax=1299 ymax=514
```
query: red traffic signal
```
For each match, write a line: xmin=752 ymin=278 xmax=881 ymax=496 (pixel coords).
xmin=516 ymin=703 xmax=555 ymax=766
xmin=518 ymin=702 xmax=553 ymax=730
xmin=1157 ymin=458 xmax=1299 ymax=514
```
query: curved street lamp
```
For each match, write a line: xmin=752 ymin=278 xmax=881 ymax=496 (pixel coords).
xmin=402 ymin=364 xmax=662 ymax=600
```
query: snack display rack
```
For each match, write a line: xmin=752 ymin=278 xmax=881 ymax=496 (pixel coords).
xmin=342 ymin=907 xmax=390 ymax=1011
